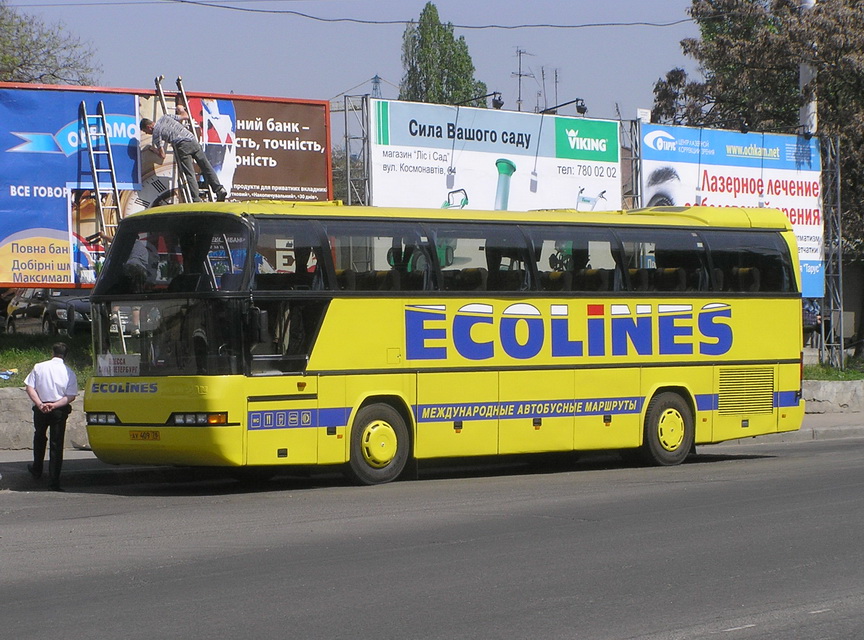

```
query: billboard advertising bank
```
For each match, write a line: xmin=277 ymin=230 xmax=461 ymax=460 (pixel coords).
xmin=0 ymin=82 xmax=330 ymax=286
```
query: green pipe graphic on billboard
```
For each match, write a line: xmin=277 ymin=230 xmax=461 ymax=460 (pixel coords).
xmin=494 ymin=158 xmax=516 ymax=210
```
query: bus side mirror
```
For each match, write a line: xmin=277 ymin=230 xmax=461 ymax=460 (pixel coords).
xmin=249 ymin=307 xmax=270 ymax=343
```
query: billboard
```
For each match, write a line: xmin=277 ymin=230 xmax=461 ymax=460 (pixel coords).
xmin=0 ymin=82 xmax=330 ymax=286
xmin=641 ymin=124 xmax=823 ymax=297
xmin=369 ymin=99 xmax=621 ymax=212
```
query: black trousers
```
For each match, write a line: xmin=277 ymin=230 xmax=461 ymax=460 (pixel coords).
xmin=173 ymin=139 xmax=224 ymax=202
xmin=32 ymin=405 xmax=71 ymax=488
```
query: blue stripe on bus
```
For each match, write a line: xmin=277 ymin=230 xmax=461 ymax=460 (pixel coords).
xmin=248 ymin=408 xmax=347 ymax=431
xmin=696 ymin=391 xmax=801 ymax=413
xmin=695 ymin=394 xmax=718 ymax=411
xmin=248 ymin=391 xmax=800 ymax=430
xmin=774 ymin=390 xmax=801 ymax=408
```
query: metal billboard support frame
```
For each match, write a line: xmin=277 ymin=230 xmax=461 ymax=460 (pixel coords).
xmin=625 ymin=119 xmax=642 ymax=209
xmin=820 ymin=135 xmax=844 ymax=368
xmin=343 ymin=94 xmax=370 ymax=206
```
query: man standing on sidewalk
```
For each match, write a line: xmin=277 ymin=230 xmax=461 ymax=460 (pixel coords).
xmin=140 ymin=104 xmax=228 ymax=203
xmin=24 ymin=342 xmax=78 ymax=492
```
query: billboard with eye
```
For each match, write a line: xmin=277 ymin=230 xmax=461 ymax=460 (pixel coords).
xmin=641 ymin=123 xmax=823 ymax=297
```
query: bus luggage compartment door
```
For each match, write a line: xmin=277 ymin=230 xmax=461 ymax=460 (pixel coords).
xmin=246 ymin=378 xmax=319 ymax=465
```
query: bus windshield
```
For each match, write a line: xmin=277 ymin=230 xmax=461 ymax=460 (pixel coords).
xmin=92 ymin=214 xmax=251 ymax=377
xmin=94 ymin=214 xmax=251 ymax=296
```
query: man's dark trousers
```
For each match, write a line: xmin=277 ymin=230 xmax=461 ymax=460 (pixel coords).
xmin=32 ymin=405 xmax=71 ymax=489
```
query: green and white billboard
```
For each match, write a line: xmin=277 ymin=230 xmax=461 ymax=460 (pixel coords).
xmin=369 ymin=99 xmax=621 ymax=212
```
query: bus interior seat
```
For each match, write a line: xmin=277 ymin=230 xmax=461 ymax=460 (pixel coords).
xmin=355 ymin=270 xmax=400 ymax=291
xmin=441 ymin=269 xmax=460 ymax=291
xmin=220 ymin=273 xmax=243 ymax=291
xmin=688 ymin=268 xmax=708 ymax=291
xmin=167 ymin=273 xmax=210 ymax=293
xmin=574 ymin=268 xmax=610 ymax=292
xmin=539 ymin=271 xmax=572 ymax=292
xmin=335 ymin=269 xmax=356 ymax=290
xmin=488 ymin=269 xmax=524 ymax=291
xmin=655 ymin=267 xmax=687 ymax=292
xmin=712 ymin=268 xmax=724 ymax=291
xmin=401 ymin=270 xmax=427 ymax=291
xmin=254 ymin=272 xmax=316 ymax=291
xmin=732 ymin=266 xmax=761 ymax=292
xmin=456 ymin=267 xmax=488 ymax=291
xmin=628 ymin=268 xmax=651 ymax=291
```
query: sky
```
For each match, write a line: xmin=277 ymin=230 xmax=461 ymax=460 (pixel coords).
xmin=21 ymin=0 xmax=700 ymax=129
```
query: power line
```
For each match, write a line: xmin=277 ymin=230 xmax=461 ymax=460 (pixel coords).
xmin=16 ymin=1 xmax=697 ymax=30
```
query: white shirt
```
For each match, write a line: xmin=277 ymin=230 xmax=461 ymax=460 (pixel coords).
xmin=24 ymin=357 xmax=78 ymax=404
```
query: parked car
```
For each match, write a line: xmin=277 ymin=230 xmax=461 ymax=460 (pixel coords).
xmin=5 ymin=288 xmax=92 ymax=336
xmin=0 ymin=288 xmax=15 ymax=333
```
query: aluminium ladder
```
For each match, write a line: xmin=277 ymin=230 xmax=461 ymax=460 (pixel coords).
xmin=154 ymin=75 xmax=195 ymax=203
xmin=175 ymin=76 xmax=216 ymax=201
xmin=80 ymin=100 xmax=122 ymax=242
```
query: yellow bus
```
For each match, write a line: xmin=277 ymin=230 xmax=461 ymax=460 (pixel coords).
xmin=84 ymin=202 xmax=804 ymax=484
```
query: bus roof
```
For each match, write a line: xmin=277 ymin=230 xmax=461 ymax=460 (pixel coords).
xmin=128 ymin=201 xmax=793 ymax=231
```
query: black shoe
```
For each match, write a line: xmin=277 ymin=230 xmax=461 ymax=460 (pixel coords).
xmin=27 ymin=464 xmax=42 ymax=479
xmin=215 ymin=189 xmax=227 ymax=202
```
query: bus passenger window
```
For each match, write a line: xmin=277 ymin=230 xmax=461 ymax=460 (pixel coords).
xmin=324 ymin=221 xmax=430 ymax=293
xmin=253 ymin=220 xmax=328 ymax=291
xmin=617 ymin=228 xmax=709 ymax=292
xmin=704 ymin=230 xmax=795 ymax=293
xmin=528 ymin=226 xmax=619 ymax=293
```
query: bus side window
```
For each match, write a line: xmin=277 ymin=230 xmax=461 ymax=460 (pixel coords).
xmin=704 ymin=230 xmax=794 ymax=293
xmin=527 ymin=227 xmax=619 ymax=293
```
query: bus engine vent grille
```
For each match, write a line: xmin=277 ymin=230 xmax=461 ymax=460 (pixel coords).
xmin=718 ymin=367 xmax=774 ymax=415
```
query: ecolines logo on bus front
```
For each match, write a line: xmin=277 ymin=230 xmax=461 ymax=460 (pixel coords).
xmin=405 ymin=302 xmax=733 ymax=361
xmin=90 ymin=382 xmax=158 ymax=394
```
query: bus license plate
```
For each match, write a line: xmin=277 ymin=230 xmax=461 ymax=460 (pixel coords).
xmin=129 ymin=430 xmax=160 ymax=441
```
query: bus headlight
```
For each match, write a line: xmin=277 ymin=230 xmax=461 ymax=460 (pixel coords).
xmin=87 ymin=412 xmax=119 ymax=425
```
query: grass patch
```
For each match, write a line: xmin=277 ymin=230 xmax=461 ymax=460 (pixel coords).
xmin=0 ymin=333 xmax=93 ymax=389
xmin=804 ymin=360 xmax=864 ymax=381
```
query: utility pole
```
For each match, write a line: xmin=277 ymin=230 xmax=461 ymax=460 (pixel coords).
xmin=511 ymin=48 xmax=534 ymax=112
xmin=799 ymin=0 xmax=817 ymax=134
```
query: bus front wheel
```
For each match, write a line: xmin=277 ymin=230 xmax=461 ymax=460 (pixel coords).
xmin=348 ymin=403 xmax=410 ymax=485
xmin=640 ymin=392 xmax=693 ymax=466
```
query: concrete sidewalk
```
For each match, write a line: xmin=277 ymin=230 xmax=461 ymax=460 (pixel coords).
xmin=2 ymin=412 xmax=862 ymax=492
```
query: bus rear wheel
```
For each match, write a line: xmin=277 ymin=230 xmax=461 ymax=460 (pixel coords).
xmin=348 ymin=403 xmax=410 ymax=485
xmin=640 ymin=392 xmax=693 ymax=466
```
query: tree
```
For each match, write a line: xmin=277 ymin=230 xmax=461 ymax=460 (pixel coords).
xmin=399 ymin=2 xmax=487 ymax=106
xmin=652 ymin=0 xmax=801 ymax=130
xmin=653 ymin=0 xmax=864 ymax=352
xmin=0 ymin=0 xmax=100 ymax=85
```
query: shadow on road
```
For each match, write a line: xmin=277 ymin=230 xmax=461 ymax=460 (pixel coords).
xmin=2 ymin=448 xmax=775 ymax=497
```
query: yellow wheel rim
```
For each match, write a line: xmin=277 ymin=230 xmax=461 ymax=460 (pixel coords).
xmin=657 ymin=408 xmax=685 ymax=452
xmin=360 ymin=420 xmax=398 ymax=468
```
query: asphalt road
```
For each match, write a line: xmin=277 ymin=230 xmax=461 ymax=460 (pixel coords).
xmin=3 ymin=438 xmax=864 ymax=639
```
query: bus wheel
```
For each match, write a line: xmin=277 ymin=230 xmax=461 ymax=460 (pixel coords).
xmin=348 ymin=403 xmax=410 ymax=485
xmin=640 ymin=392 xmax=694 ymax=466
